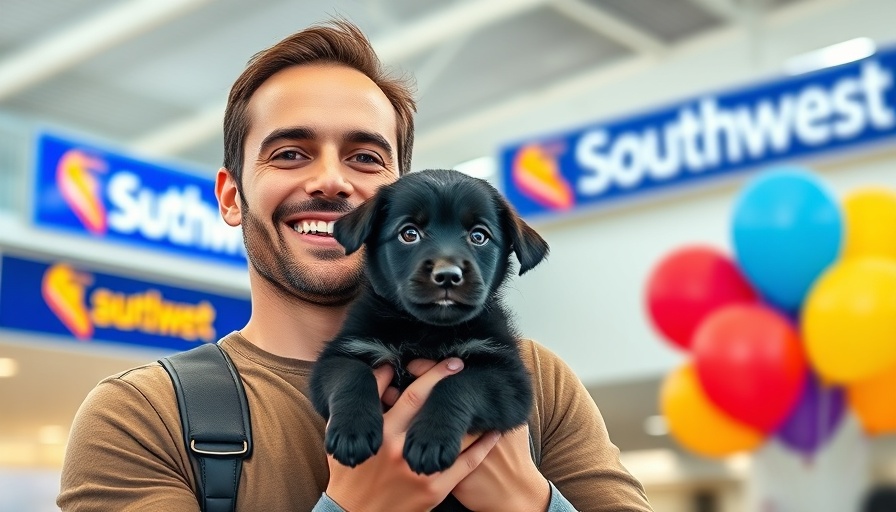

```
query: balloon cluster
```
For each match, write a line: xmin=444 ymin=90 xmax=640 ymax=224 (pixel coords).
xmin=645 ymin=167 xmax=896 ymax=459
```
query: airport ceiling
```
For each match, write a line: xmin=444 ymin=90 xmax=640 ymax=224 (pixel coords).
xmin=1 ymin=0 xmax=805 ymax=173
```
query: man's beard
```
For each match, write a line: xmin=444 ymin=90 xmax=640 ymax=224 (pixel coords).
xmin=240 ymin=196 xmax=364 ymax=307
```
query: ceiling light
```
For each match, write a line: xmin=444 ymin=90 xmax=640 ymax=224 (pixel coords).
xmin=38 ymin=425 xmax=67 ymax=445
xmin=643 ymin=414 xmax=669 ymax=436
xmin=453 ymin=156 xmax=496 ymax=179
xmin=784 ymin=37 xmax=876 ymax=76
xmin=0 ymin=358 xmax=18 ymax=378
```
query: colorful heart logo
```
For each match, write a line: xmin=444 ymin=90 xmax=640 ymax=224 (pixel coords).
xmin=512 ymin=144 xmax=574 ymax=211
xmin=41 ymin=263 xmax=94 ymax=340
xmin=56 ymin=149 xmax=108 ymax=235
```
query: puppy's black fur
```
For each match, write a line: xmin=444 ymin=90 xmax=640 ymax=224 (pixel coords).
xmin=309 ymin=169 xmax=549 ymax=495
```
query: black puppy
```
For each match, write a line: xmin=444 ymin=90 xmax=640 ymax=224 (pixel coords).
xmin=309 ymin=169 xmax=549 ymax=479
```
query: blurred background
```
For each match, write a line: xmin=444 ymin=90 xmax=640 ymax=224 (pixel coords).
xmin=2 ymin=0 xmax=896 ymax=510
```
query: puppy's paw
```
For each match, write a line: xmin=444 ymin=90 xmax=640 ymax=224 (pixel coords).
xmin=403 ymin=423 xmax=461 ymax=475
xmin=325 ymin=412 xmax=383 ymax=468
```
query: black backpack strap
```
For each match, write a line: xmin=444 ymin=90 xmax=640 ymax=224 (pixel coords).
xmin=160 ymin=343 xmax=252 ymax=512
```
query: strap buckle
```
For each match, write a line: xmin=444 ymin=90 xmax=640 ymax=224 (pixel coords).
xmin=190 ymin=439 xmax=249 ymax=456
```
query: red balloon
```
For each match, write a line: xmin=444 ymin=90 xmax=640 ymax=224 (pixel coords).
xmin=693 ymin=304 xmax=807 ymax=433
xmin=646 ymin=246 xmax=758 ymax=351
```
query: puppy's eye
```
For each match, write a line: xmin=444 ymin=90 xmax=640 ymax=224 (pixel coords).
xmin=399 ymin=225 xmax=421 ymax=244
xmin=469 ymin=228 xmax=490 ymax=246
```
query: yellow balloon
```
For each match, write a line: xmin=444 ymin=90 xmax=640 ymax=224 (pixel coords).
xmin=848 ymin=363 xmax=896 ymax=436
xmin=842 ymin=188 xmax=896 ymax=261
xmin=803 ymin=258 xmax=896 ymax=383
xmin=660 ymin=364 xmax=765 ymax=458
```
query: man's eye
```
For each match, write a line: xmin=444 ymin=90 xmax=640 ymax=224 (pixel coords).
xmin=353 ymin=153 xmax=382 ymax=165
xmin=399 ymin=225 xmax=421 ymax=244
xmin=469 ymin=228 xmax=490 ymax=246
xmin=273 ymin=150 xmax=301 ymax=160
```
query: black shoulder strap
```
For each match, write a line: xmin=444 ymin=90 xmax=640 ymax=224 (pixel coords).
xmin=160 ymin=343 xmax=252 ymax=512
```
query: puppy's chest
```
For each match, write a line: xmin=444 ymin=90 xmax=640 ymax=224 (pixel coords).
xmin=336 ymin=335 xmax=508 ymax=387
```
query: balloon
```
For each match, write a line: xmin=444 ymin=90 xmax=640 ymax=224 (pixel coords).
xmin=645 ymin=246 xmax=758 ymax=351
xmin=661 ymin=363 xmax=765 ymax=458
xmin=803 ymin=258 xmax=896 ymax=383
xmin=842 ymin=187 xmax=896 ymax=261
xmin=776 ymin=372 xmax=846 ymax=455
xmin=848 ymin=363 xmax=896 ymax=436
xmin=693 ymin=304 xmax=807 ymax=432
xmin=732 ymin=168 xmax=842 ymax=313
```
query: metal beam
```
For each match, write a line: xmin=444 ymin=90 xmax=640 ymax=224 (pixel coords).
xmin=550 ymin=0 xmax=666 ymax=55
xmin=131 ymin=0 xmax=549 ymax=156
xmin=130 ymin=103 xmax=224 ymax=158
xmin=0 ymin=0 xmax=212 ymax=101
xmin=376 ymin=0 xmax=548 ymax=63
xmin=685 ymin=0 xmax=743 ymax=22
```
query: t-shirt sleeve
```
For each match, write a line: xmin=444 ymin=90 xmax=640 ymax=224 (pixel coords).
xmin=527 ymin=341 xmax=653 ymax=512
xmin=57 ymin=366 xmax=200 ymax=512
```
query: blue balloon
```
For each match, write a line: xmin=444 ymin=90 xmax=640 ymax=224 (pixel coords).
xmin=731 ymin=168 xmax=842 ymax=314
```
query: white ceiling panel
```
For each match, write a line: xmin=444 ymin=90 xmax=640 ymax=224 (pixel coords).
xmin=414 ymin=6 xmax=630 ymax=129
xmin=0 ymin=0 xmax=121 ymax=51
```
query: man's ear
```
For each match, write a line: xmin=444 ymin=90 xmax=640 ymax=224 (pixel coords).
xmin=216 ymin=167 xmax=242 ymax=227
xmin=333 ymin=192 xmax=385 ymax=255
xmin=498 ymin=194 xmax=549 ymax=275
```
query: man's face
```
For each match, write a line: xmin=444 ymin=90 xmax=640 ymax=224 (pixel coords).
xmin=221 ymin=63 xmax=400 ymax=306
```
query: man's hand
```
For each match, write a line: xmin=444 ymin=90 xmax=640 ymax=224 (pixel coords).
xmin=381 ymin=360 xmax=551 ymax=512
xmin=452 ymin=425 xmax=550 ymax=512
xmin=324 ymin=358 xmax=501 ymax=512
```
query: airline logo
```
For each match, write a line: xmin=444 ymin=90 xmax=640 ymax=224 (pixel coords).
xmin=57 ymin=149 xmax=107 ymax=235
xmin=501 ymin=48 xmax=896 ymax=219
xmin=0 ymin=255 xmax=250 ymax=353
xmin=511 ymin=144 xmax=574 ymax=211
xmin=33 ymin=132 xmax=245 ymax=265
xmin=41 ymin=263 xmax=95 ymax=340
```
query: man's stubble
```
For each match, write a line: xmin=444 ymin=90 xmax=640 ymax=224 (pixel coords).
xmin=239 ymin=197 xmax=365 ymax=307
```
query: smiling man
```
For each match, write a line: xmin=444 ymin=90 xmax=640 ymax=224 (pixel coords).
xmin=226 ymin=63 xmax=400 ymax=332
xmin=58 ymin=20 xmax=652 ymax=512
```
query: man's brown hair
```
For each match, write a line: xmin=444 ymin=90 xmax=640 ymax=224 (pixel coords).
xmin=223 ymin=20 xmax=416 ymax=186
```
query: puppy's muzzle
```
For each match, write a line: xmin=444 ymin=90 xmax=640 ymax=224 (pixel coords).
xmin=430 ymin=260 xmax=464 ymax=288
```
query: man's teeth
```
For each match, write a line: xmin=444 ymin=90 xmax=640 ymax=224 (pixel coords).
xmin=293 ymin=220 xmax=335 ymax=235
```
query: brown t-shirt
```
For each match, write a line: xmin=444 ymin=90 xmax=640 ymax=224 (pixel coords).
xmin=57 ymin=332 xmax=651 ymax=511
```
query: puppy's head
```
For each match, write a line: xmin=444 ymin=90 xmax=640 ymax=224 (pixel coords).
xmin=334 ymin=169 xmax=549 ymax=326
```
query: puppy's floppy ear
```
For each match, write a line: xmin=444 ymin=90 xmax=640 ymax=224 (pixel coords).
xmin=333 ymin=193 xmax=384 ymax=255
xmin=497 ymin=194 xmax=549 ymax=275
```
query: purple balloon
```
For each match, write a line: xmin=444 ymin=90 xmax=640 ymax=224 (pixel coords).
xmin=776 ymin=372 xmax=845 ymax=455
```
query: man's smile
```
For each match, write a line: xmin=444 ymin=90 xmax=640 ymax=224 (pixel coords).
xmin=292 ymin=219 xmax=336 ymax=236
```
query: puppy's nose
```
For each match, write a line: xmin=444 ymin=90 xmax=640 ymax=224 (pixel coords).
xmin=431 ymin=261 xmax=463 ymax=287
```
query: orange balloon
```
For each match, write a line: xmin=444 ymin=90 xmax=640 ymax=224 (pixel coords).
xmin=661 ymin=364 xmax=765 ymax=458
xmin=848 ymin=363 xmax=896 ymax=436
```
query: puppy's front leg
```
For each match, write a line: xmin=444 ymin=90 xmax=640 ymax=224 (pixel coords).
xmin=402 ymin=366 xmax=489 ymax=475
xmin=309 ymin=353 xmax=383 ymax=468
xmin=404 ymin=363 xmax=532 ymax=475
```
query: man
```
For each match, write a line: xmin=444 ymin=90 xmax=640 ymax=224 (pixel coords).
xmin=58 ymin=20 xmax=652 ymax=512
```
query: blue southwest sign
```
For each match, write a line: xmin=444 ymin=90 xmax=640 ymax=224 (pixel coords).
xmin=501 ymin=46 xmax=896 ymax=218
xmin=32 ymin=131 xmax=246 ymax=265
xmin=0 ymin=254 xmax=250 ymax=352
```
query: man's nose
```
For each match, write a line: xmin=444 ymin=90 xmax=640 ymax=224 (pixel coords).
xmin=305 ymin=154 xmax=354 ymax=198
